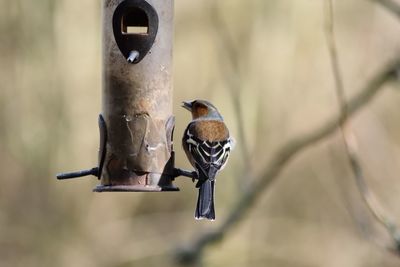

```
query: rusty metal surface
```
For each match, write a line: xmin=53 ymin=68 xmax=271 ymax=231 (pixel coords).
xmin=93 ymin=184 xmax=178 ymax=192
xmin=97 ymin=0 xmax=177 ymax=192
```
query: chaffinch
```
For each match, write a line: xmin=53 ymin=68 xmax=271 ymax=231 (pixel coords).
xmin=182 ymin=100 xmax=233 ymax=220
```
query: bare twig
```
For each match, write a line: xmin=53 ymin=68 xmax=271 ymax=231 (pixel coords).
xmin=209 ymin=3 xmax=251 ymax=167
xmin=325 ymin=0 xmax=400 ymax=252
xmin=372 ymin=0 xmax=400 ymax=19
xmin=176 ymin=57 xmax=400 ymax=264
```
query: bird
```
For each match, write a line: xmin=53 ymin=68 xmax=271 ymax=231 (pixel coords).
xmin=182 ymin=100 xmax=233 ymax=220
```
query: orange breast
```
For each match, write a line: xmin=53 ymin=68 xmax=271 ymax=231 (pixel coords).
xmin=191 ymin=120 xmax=229 ymax=141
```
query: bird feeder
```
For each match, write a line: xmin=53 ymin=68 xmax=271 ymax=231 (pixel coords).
xmin=57 ymin=0 xmax=195 ymax=192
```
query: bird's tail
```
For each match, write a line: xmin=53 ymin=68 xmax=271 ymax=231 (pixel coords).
xmin=195 ymin=179 xmax=215 ymax=220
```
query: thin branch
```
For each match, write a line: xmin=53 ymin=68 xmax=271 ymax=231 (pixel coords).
xmin=372 ymin=0 xmax=400 ymax=19
xmin=325 ymin=0 xmax=347 ymax=119
xmin=324 ymin=0 xmax=400 ymax=252
xmin=175 ymin=57 xmax=400 ymax=264
xmin=209 ymin=3 xmax=251 ymax=167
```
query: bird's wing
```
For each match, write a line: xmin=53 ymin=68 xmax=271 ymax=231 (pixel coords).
xmin=184 ymin=126 xmax=232 ymax=183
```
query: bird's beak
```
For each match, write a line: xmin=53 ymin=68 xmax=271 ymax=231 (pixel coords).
xmin=182 ymin=101 xmax=193 ymax=111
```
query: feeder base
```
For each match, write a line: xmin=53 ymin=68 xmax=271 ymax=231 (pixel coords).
xmin=93 ymin=184 xmax=179 ymax=192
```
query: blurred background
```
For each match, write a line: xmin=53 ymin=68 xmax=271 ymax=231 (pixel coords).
xmin=1 ymin=0 xmax=400 ymax=266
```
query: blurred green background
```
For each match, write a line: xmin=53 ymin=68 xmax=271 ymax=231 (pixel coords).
xmin=1 ymin=0 xmax=400 ymax=266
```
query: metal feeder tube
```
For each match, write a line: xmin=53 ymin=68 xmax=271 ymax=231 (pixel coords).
xmin=95 ymin=0 xmax=178 ymax=192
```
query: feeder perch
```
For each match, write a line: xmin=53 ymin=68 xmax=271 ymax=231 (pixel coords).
xmin=57 ymin=0 xmax=191 ymax=192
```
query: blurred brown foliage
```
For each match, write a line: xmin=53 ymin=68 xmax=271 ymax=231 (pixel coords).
xmin=0 ymin=0 xmax=400 ymax=266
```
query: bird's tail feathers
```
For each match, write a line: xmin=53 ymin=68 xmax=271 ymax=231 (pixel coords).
xmin=195 ymin=179 xmax=215 ymax=221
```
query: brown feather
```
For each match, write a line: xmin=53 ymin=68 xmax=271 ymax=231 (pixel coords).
xmin=190 ymin=120 xmax=229 ymax=141
xmin=192 ymin=103 xmax=209 ymax=119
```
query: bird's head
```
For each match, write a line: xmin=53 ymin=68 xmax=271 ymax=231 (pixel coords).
xmin=182 ymin=100 xmax=223 ymax=120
